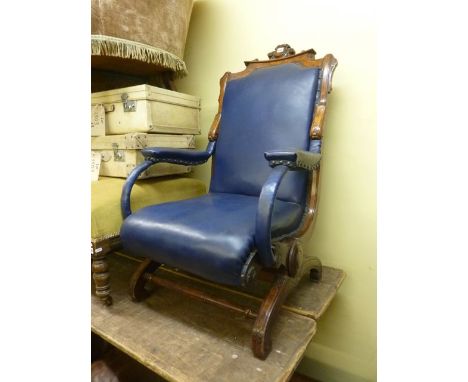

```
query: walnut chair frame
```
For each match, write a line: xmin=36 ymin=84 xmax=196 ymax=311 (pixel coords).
xmin=120 ymin=45 xmax=337 ymax=359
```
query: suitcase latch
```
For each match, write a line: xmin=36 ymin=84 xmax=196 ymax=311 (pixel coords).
xmin=121 ymin=93 xmax=137 ymax=112
xmin=112 ymin=143 xmax=125 ymax=162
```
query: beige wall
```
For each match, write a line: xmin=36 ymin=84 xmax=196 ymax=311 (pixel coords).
xmin=176 ymin=1 xmax=376 ymax=381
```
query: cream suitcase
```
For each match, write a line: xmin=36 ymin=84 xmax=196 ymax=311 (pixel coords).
xmin=91 ymin=84 xmax=201 ymax=135
xmin=91 ymin=133 xmax=195 ymax=179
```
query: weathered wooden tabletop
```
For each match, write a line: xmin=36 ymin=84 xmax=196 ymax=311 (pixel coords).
xmin=92 ymin=253 xmax=345 ymax=382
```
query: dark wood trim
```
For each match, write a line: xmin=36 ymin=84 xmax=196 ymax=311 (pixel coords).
xmin=252 ymin=267 xmax=290 ymax=359
xmin=310 ymin=54 xmax=338 ymax=139
xmin=92 ymin=236 xmax=122 ymax=255
xmin=295 ymin=54 xmax=338 ymax=237
xmin=146 ymin=273 xmax=258 ymax=319
xmin=240 ymin=50 xmax=322 ymax=76
xmin=208 ymin=72 xmax=230 ymax=141
xmin=246 ymin=48 xmax=316 ymax=66
xmin=128 ymin=258 xmax=160 ymax=302
xmin=91 ymin=236 xmax=122 ymax=306
xmin=267 ymin=44 xmax=302 ymax=60
xmin=130 ymin=259 xmax=299 ymax=359
xmin=295 ymin=168 xmax=320 ymax=237
xmin=92 ymin=252 xmax=113 ymax=306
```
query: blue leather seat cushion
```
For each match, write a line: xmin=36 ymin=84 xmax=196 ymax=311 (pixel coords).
xmin=120 ymin=193 xmax=304 ymax=286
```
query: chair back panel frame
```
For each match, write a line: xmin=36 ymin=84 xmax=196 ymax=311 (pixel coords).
xmin=207 ymin=49 xmax=338 ymax=238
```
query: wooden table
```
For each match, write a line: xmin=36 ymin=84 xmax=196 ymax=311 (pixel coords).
xmin=92 ymin=253 xmax=344 ymax=382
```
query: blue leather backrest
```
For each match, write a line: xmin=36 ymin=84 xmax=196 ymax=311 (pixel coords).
xmin=210 ymin=63 xmax=321 ymax=205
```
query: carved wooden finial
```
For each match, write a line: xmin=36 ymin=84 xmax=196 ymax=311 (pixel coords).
xmin=267 ymin=44 xmax=296 ymax=60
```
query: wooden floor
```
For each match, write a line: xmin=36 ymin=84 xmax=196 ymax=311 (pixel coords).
xmin=92 ymin=334 xmax=320 ymax=382
xmin=92 ymin=253 xmax=344 ymax=382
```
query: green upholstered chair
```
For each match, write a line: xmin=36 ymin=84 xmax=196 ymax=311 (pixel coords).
xmin=91 ymin=176 xmax=206 ymax=305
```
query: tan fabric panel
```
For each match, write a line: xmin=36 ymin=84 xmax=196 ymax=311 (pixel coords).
xmin=91 ymin=0 xmax=194 ymax=77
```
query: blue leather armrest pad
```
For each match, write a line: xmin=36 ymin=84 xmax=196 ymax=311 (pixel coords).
xmin=264 ymin=150 xmax=321 ymax=171
xmin=264 ymin=150 xmax=298 ymax=162
xmin=142 ymin=147 xmax=211 ymax=165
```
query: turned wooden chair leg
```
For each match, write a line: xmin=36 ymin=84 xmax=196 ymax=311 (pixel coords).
xmin=252 ymin=269 xmax=291 ymax=359
xmin=92 ymin=252 xmax=113 ymax=306
xmin=129 ymin=258 xmax=160 ymax=302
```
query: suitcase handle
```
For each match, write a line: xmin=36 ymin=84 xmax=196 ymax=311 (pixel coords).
xmin=103 ymin=104 xmax=115 ymax=113
xmin=100 ymin=152 xmax=112 ymax=162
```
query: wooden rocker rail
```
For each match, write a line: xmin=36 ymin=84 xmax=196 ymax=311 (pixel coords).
xmin=129 ymin=254 xmax=323 ymax=360
xmin=92 ymin=252 xmax=348 ymax=382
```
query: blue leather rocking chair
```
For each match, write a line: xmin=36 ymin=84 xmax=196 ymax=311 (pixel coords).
xmin=120 ymin=45 xmax=338 ymax=359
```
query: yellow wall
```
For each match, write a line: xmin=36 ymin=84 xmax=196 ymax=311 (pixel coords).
xmin=176 ymin=1 xmax=376 ymax=381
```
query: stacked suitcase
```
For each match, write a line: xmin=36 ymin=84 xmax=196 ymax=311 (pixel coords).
xmin=91 ymin=84 xmax=201 ymax=179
